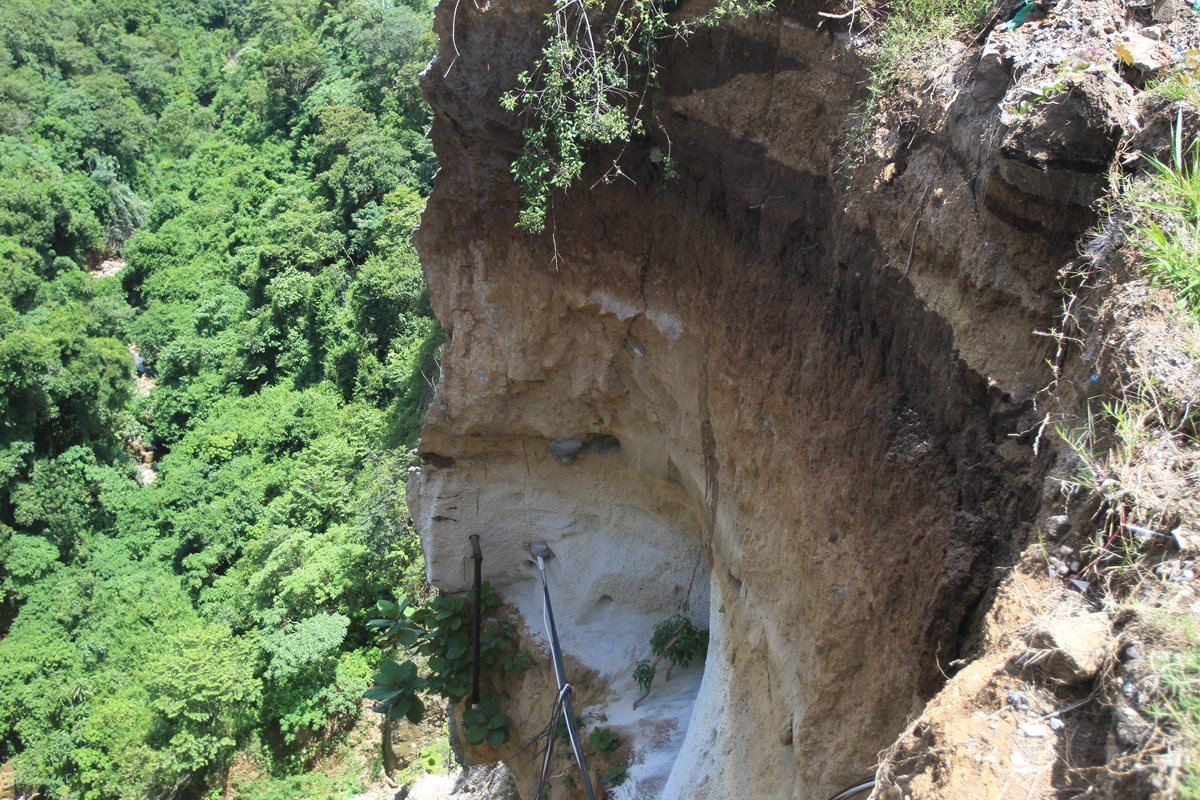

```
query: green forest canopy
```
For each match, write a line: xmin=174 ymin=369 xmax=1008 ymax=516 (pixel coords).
xmin=0 ymin=0 xmax=441 ymax=796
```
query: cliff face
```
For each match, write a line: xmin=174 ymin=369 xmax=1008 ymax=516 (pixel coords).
xmin=409 ymin=1 xmax=1146 ymax=797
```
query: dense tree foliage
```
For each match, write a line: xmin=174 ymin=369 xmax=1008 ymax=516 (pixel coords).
xmin=0 ymin=0 xmax=439 ymax=796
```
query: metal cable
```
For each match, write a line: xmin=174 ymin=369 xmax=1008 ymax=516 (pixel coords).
xmin=827 ymin=779 xmax=875 ymax=800
xmin=534 ymin=685 xmax=568 ymax=800
xmin=535 ymin=553 xmax=596 ymax=800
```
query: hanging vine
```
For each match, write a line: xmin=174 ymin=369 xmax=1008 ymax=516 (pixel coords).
xmin=500 ymin=0 xmax=773 ymax=233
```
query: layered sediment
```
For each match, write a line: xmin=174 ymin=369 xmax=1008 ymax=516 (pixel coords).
xmin=408 ymin=1 xmax=1170 ymax=796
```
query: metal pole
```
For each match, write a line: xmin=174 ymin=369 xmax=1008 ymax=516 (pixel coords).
xmin=469 ymin=534 xmax=482 ymax=707
xmin=535 ymin=553 xmax=596 ymax=800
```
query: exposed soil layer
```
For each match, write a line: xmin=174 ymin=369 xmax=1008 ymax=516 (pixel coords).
xmin=409 ymin=1 xmax=1195 ymax=797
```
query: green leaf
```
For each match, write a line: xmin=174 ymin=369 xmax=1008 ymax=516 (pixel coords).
xmin=378 ymin=660 xmax=405 ymax=682
xmin=396 ymin=660 xmax=419 ymax=683
xmin=389 ymin=695 xmax=412 ymax=718
xmin=445 ymin=639 xmax=467 ymax=660
xmin=485 ymin=727 xmax=509 ymax=747
xmin=406 ymin=695 xmax=425 ymax=725
xmin=465 ymin=724 xmax=487 ymax=745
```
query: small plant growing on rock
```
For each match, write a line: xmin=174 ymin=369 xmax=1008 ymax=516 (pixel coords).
xmin=633 ymin=659 xmax=656 ymax=690
xmin=1132 ymin=119 xmax=1200 ymax=317
xmin=462 ymin=695 xmax=514 ymax=748
xmin=631 ymin=614 xmax=708 ymax=709
xmin=587 ymin=726 xmax=621 ymax=757
xmin=1002 ymin=77 xmax=1069 ymax=121
xmin=1149 ymin=49 xmax=1200 ymax=108
xmin=602 ymin=764 xmax=629 ymax=788
xmin=365 ymin=584 xmax=526 ymax=746
xmin=650 ymin=613 xmax=708 ymax=667
xmin=364 ymin=659 xmax=426 ymax=723
xmin=368 ymin=597 xmax=418 ymax=646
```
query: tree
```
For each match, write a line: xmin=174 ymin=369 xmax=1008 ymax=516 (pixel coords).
xmin=0 ymin=1 xmax=442 ymax=796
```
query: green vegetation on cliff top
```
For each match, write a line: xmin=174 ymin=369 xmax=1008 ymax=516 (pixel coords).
xmin=0 ymin=0 xmax=440 ymax=797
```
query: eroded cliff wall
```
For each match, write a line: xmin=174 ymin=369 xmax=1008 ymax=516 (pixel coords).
xmin=408 ymin=1 xmax=1138 ymax=797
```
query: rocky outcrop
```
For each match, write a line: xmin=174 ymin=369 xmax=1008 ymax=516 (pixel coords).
xmin=408 ymin=1 xmax=1182 ymax=797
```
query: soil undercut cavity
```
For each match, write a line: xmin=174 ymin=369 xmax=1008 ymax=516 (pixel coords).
xmin=407 ymin=1 xmax=1158 ymax=797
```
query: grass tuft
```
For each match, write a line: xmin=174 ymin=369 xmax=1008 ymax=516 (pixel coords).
xmin=862 ymin=0 xmax=995 ymax=107
xmin=1149 ymin=50 xmax=1200 ymax=109
xmin=1153 ymin=639 xmax=1200 ymax=796
xmin=840 ymin=0 xmax=997 ymax=166
xmin=1131 ymin=115 xmax=1200 ymax=318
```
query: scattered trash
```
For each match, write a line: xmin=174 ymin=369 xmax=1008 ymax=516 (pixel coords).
xmin=1007 ymin=690 xmax=1033 ymax=711
xmin=1006 ymin=1 xmax=1037 ymax=31
xmin=1019 ymin=722 xmax=1050 ymax=738
xmin=1172 ymin=527 xmax=1200 ymax=553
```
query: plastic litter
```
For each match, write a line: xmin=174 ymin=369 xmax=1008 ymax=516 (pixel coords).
xmin=1005 ymin=1 xmax=1037 ymax=31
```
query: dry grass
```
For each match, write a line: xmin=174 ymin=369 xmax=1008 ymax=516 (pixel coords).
xmin=1150 ymin=50 xmax=1200 ymax=111
xmin=1056 ymin=375 xmax=1198 ymax=592
xmin=859 ymin=0 xmax=997 ymax=103
xmin=1042 ymin=112 xmax=1200 ymax=795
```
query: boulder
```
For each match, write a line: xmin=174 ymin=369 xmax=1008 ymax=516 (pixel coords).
xmin=1028 ymin=610 xmax=1111 ymax=683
